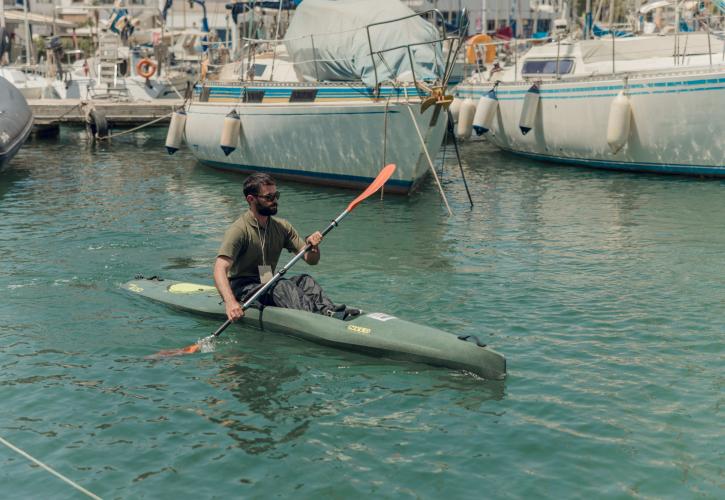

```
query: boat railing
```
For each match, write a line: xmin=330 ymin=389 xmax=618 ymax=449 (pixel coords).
xmin=461 ymin=29 xmax=725 ymax=85
xmin=364 ymin=9 xmax=464 ymax=92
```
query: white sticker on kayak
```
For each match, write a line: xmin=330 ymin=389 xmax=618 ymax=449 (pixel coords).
xmin=366 ymin=312 xmax=396 ymax=322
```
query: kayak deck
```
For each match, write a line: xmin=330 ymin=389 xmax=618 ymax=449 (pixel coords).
xmin=123 ymin=277 xmax=506 ymax=380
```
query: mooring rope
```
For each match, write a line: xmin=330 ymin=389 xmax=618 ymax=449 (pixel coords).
xmin=401 ymin=92 xmax=452 ymax=216
xmin=0 ymin=435 xmax=102 ymax=500
xmin=56 ymin=102 xmax=83 ymax=121
xmin=96 ymin=111 xmax=173 ymax=141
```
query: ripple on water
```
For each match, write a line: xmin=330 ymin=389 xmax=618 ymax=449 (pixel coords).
xmin=0 ymin=134 xmax=723 ymax=497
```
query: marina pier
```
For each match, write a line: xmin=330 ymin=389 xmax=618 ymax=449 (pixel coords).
xmin=28 ymin=98 xmax=183 ymax=132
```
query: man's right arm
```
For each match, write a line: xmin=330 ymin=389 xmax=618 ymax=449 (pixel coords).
xmin=213 ymin=256 xmax=244 ymax=321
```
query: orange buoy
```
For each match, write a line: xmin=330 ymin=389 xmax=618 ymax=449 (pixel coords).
xmin=136 ymin=58 xmax=157 ymax=79
xmin=466 ymin=34 xmax=496 ymax=65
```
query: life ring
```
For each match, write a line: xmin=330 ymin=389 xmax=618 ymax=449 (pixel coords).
xmin=466 ymin=34 xmax=496 ymax=65
xmin=136 ymin=58 xmax=157 ymax=79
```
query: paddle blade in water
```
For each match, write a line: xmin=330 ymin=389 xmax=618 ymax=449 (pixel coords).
xmin=346 ymin=164 xmax=396 ymax=212
xmin=147 ymin=343 xmax=201 ymax=358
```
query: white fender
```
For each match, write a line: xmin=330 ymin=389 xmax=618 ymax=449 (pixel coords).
xmin=472 ymin=89 xmax=498 ymax=135
xmin=165 ymin=109 xmax=187 ymax=155
xmin=519 ymin=83 xmax=540 ymax=135
xmin=220 ymin=109 xmax=242 ymax=156
xmin=606 ymin=91 xmax=632 ymax=154
xmin=456 ymin=98 xmax=476 ymax=140
xmin=449 ymin=97 xmax=462 ymax=123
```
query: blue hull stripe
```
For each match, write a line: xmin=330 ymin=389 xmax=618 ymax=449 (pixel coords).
xmin=457 ymin=75 xmax=725 ymax=100
xmin=195 ymin=86 xmax=424 ymax=100
xmin=190 ymin=110 xmax=399 ymax=117
xmin=505 ymin=149 xmax=725 ymax=176
xmin=199 ymin=159 xmax=414 ymax=191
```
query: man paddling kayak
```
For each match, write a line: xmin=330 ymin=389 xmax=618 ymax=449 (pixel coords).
xmin=213 ymin=173 xmax=352 ymax=322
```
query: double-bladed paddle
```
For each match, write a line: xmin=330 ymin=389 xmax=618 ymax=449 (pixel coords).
xmin=155 ymin=163 xmax=396 ymax=356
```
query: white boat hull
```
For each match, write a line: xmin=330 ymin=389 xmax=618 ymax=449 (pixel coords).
xmin=457 ymin=66 xmax=725 ymax=176
xmin=184 ymin=99 xmax=448 ymax=193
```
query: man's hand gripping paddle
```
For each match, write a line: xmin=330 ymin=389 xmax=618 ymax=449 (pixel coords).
xmin=153 ymin=164 xmax=396 ymax=357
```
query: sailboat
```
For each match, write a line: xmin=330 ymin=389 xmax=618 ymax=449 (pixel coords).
xmin=173 ymin=0 xmax=461 ymax=193
xmin=454 ymin=1 xmax=725 ymax=177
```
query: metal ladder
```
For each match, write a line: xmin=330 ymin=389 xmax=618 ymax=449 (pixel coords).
xmin=93 ymin=35 xmax=129 ymax=99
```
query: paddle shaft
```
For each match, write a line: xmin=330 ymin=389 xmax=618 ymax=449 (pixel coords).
xmin=211 ymin=209 xmax=352 ymax=338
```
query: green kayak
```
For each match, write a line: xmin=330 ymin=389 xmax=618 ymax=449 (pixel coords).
xmin=123 ymin=277 xmax=506 ymax=380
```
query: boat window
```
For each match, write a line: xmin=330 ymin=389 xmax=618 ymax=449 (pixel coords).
xmin=522 ymin=59 xmax=575 ymax=75
xmin=252 ymin=64 xmax=267 ymax=78
xmin=243 ymin=89 xmax=265 ymax=103
xmin=289 ymin=89 xmax=318 ymax=103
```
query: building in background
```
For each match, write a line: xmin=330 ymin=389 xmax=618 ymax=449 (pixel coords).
xmin=405 ymin=0 xmax=559 ymax=37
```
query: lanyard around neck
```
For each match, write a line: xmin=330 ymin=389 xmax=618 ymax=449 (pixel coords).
xmin=255 ymin=223 xmax=267 ymax=266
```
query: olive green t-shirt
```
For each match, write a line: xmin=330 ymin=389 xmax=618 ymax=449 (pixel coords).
xmin=218 ymin=210 xmax=306 ymax=280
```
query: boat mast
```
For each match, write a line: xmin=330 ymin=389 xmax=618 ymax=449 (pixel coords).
xmin=23 ymin=0 xmax=32 ymax=65
xmin=481 ymin=0 xmax=487 ymax=33
xmin=609 ymin=0 xmax=615 ymax=73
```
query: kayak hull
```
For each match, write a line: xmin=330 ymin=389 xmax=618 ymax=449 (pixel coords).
xmin=123 ymin=278 xmax=506 ymax=380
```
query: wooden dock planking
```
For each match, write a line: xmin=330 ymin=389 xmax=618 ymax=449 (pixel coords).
xmin=29 ymin=99 xmax=184 ymax=127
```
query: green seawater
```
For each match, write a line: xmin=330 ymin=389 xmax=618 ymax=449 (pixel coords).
xmin=1 ymin=129 xmax=723 ymax=498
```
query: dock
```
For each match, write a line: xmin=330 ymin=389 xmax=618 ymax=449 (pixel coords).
xmin=29 ymin=99 xmax=183 ymax=130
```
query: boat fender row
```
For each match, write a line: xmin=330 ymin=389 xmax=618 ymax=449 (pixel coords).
xmin=456 ymin=98 xmax=476 ymax=139
xmin=220 ymin=110 xmax=242 ymax=156
xmin=449 ymin=97 xmax=461 ymax=123
xmin=606 ymin=91 xmax=632 ymax=154
xmin=519 ymin=83 xmax=540 ymax=135
xmin=449 ymin=87 xmax=500 ymax=139
xmin=472 ymin=88 xmax=498 ymax=136
xmin=86 ymin=109 xmax=108 ymax=140
xmin=165 ymin=109 xmax=187 ymax=155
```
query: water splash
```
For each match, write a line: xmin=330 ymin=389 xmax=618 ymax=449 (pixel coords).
xmin=197 ymin=335 xmax=217 ymax=353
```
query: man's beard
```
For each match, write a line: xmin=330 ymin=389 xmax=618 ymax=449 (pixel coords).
xmin=258 ymin=204 xmax=278 ymax=216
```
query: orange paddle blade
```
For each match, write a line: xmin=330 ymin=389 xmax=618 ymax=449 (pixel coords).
xmin=346 ymin=164 xmax=396 ymax=212
xmin=148 ymin=343 xmax=201 ymax=358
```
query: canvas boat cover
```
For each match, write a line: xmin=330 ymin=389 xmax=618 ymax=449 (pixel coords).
xmin=283 ymin=0 xmax=445 ymax=86
xmin=579 ymin=33 xmax=725 ymax=63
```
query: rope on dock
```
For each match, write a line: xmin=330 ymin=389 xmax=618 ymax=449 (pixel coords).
xmin=0 ymin=435 xmax=102 ymax=500
xmin=57 ymin=102 xmax=83 ymax=121
xmin=96 ymin=111 xmax=174 ymax=141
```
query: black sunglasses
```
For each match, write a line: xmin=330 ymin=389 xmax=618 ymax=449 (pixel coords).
xmin=255 ymin=192 xmax=280 ymax=202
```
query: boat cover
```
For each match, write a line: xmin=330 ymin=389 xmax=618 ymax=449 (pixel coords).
xmin=283 ymin=0 xmax=445 ymax=86
xmin=579 ymin=33 xmax=724 ymax=63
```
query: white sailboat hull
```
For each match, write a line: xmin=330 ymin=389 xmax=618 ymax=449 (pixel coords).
xmin=456 ymin=30 xmax=725 ymax=177
xmin=184 ymin=98 xmax=448 ymax=193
